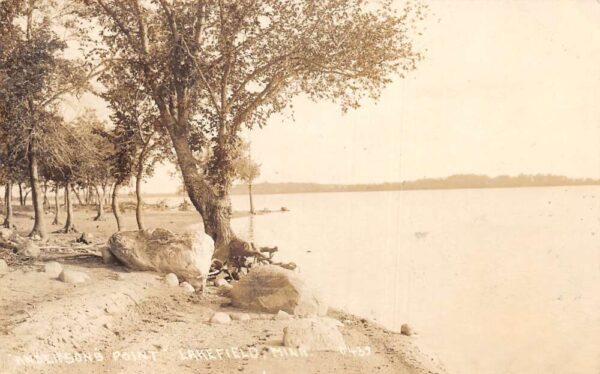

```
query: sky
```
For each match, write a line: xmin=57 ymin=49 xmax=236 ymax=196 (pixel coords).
xmin=70 ymin=0 xmax=600 ymax=194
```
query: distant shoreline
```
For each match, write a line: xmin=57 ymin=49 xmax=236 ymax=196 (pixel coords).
xmin=152 ymin=174 xmax=600 ymax=197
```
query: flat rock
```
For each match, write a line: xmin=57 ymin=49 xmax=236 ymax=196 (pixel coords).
xmin=107 ymin=228 xmax=214 ymax=288
xmin=283 ymin=318 xmax=346 ymax=352
xmin=231 ymin=313 xmax=251 ymax=321
xmin=0 ymin=259 xmax=8 ymax=274
xmin=44 ymin=261 xmax=63 ymax=277
xmin=210 ymin=312 xmax=232 ymax=324
xmin=180 ymin=281 xmax=195 ymax=293
xmin=214 ymin=278 xmax=229 ymax=287
xmin=230 ymin=265 xmax=327 ymax=317
xmin=165 ymin=273 xmax=179 ymax=287
xmin=58 ymin=269 xmax=90 ymax=284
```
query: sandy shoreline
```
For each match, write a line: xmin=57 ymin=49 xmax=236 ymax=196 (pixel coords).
xmin=0 ymin=208 xmax=446 ymax=373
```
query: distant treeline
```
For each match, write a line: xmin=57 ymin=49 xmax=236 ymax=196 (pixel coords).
xmin=230 ymin=174 xmax=600 ymax=195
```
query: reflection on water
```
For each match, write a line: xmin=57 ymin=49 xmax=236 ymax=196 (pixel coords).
xmin=230 ymin=187 xmax=600 ymax=374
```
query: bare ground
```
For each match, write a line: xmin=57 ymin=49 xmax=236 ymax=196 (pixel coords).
xmin=0 ymin=208 xmax=446 ymax=374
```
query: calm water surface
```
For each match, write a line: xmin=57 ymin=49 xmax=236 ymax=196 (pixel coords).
xmin=229 ymin=187 xmax=600 ymax=374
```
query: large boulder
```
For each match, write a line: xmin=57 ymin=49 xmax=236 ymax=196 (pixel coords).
xmin=283 ymin=318 xmax=346 ymax=352
xmin=230 ymin=265 xmax=327 ymax=317
xmin=107 ymin=228 xmax=214 ymax=289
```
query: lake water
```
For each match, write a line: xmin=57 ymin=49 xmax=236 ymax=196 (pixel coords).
xmin=227 ymin=187 xmax=600 ymax=374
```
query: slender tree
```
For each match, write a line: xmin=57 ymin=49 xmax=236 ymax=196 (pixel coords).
xmin=76 ymin=0 xmax=424 ymax=260
xmin=0 ymin=0 xmax=89 ymax=240
xmin=233 ymin=142 xmax=260 ymax=214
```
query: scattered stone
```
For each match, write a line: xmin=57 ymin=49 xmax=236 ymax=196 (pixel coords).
xmin=115 ymin=273 xmax=127 ymax=281
xmin=231 ymin=313 xmax=251 ymax=322
xmin=58 ymin=269 xmax=90 ymax=284
xmin=44 ymin=261 xmax=63 ymax=277
xmin=274 ymin=310 xmax=292 ymax=320
xmin=17 ymin=240 xmax=40 ymax=258
xmin=214 ymin=278 xmax=229 ymax=287
xmin=401 ymin=323 xmax=413 ymax=336
xmin=217 ymin=283 xmax=234 ymax=297
xmin=101 ymin=246 xmax=119 ymax=265
xmin=180 ymin=281 xmax=195 ymax=293
xmin=283 ymin=318 xmax=346 ymax=352
xmin=210 ymin=312 xmax=232 ymax=324
xmin=77 ymin=232 xmax=94 ymax=244
xmin=0 ymin=259 xmax=8 ymax=274
xmin=230 ymin=265 xmax=327 ymax=317
xmin=107 ymin=228 xmax=214 ymax=289
xmin=165 ymin=273 xmax=179 ymax=287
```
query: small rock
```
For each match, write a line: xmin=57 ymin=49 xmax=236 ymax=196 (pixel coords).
xmin=401 ymin=323 xmax=413 ymax=336
xmin=231 ymin=313 xmax=251 ymax=321
xmin=0 ymin=259 xmax=8 ymax=274
xmin=115 ymin=273 xmax=126 ymax=281
xmin=274 ymin=310 xmax=292 ymax=320
xmin=165 ymin=273 xmax=179 ymax=287
xmin=17 ymin=240 xmax=40 ymax=258
xmin=0 ymin=228 xmax=13 ymax=241
xmin=210 ymin=312 xmax=232 ymax=324
xmin=58 ymin=270 xmax=90 ymax=284
xmin=214 ymin=278 xmax=229 ymax=287
xmin=180 ymin=281 xmax=195 ymax=293
xmin=44 ymin=261 xmax=63 ymax=277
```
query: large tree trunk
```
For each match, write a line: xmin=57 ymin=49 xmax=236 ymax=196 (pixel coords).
xmin=167 ymin=128 xmax=235 ymax=261
xmin=28 ymin=144 xmax=47 ymax=240
xmin=135 ymin=163 xmax=145 ymax=230
xmin=248 ymin=183 xmax=255 ymax=214
xmin=94 ymin=186 xmax=105 ymax=221
xmin=3 ymin=182 xmax=13 ymax=229
xmin=112 ymin=182 xmax=122 ymax=231
xmin=52 ymin=184 xmax=60 ymax=225
xmin=61 ymin=181 xmax=76 ymax=233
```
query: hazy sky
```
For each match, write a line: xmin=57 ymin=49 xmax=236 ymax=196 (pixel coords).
xmin=71 ymin=0 xmax=600 ymax=193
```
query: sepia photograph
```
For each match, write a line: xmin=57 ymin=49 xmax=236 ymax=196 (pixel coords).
xmin=0 ymin=0 xmax=599 ymax=373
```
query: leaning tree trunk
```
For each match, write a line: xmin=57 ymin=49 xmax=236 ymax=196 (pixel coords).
xmin=111 ymin=182 xmax=122 ymax=231
xmin=94 ymin=186 xmax=105 ymax=221
xmin=135 ymin=165 xmax=145 ymax=230
xmin=168 ymin=129 xmax=235 ymax=261
xmin=61 ymin=181 xmax=76 ymax=233
xmin=28 ymin=143 xmax=47 ymax=240
xmin=248 ymin=183 xmax=255 ymax=214
xmin=3 ymin=182 xmax=13 ymax=229
xmin=71 ymin=185 xmax=83 ymax=206
xmin=52 ymin=185 xmax=60 ymax=225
